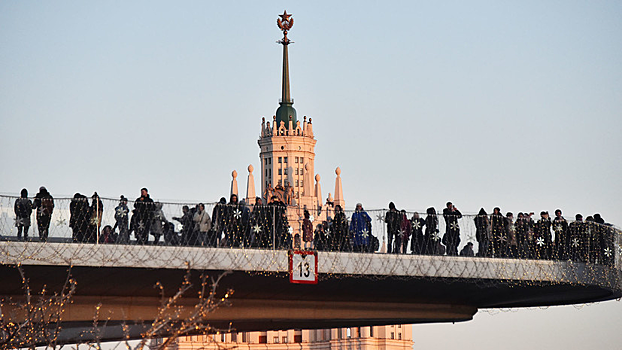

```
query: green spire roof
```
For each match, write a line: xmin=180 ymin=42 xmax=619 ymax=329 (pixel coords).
xmin=275 ymin=11 xmax=297 ymax=127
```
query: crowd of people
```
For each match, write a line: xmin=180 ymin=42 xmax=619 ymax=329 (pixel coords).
xmin=10 ymin=188 xmax=618 ymax=266
xmin=382 ymin=201 xmax=616 ymax=266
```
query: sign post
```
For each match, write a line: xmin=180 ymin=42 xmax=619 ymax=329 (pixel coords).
xmin=288 ymin=250 xmax=318 ymax=284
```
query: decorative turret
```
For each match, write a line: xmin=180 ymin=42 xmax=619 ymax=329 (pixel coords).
xmin=334 ymin=167 xmax=345 ymax=208
xmin=246 ymin=165 xmax=256 ymax=203
xmin=231 ymin=170 xmax=238 ymax=197
xmin=275 ymin=10 xmax=297 ymax=127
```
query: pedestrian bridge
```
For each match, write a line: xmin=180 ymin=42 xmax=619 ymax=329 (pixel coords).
xmin=0 ymin=195 xmax=621 ymax=344
xmin=0 ymin=240 xmax=620 ymax=344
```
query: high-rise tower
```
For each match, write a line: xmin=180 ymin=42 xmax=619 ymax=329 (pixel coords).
xmin=257 ymin=11 xmax=342 ymax=218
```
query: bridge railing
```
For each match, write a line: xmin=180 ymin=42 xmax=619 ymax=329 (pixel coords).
xmin=1 ymin=195 xmax=620 ymax=269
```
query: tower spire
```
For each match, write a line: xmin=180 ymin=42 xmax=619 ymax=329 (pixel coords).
xmin=275 ymin=10 xmax=297 ymax=126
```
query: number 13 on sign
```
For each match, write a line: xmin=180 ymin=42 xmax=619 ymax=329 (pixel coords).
xmin=288 ymin=250 xmax=318 ymax=284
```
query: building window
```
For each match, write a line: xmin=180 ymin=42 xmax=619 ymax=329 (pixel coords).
xmin=231 ymin=333 xmax=237 ymax=342
xmin=370 ymin=327 xmax=374 ymax=337
xmin=295 ymin=157 xmax=299 ymax=163
xmin=278 ymin=169 xmax=282 ymax=175
xmin=284 ymin=157 xmax=288 ymax=163
xmin=300 ymin=167 xmax=303 ymax=174
xmin=273 ymin=336 xmax=279 ymax=343
xmin=347 ymin=328 xmax=351 ymax=339
xmin=398 ymin=333 xmax=402 ymax=340
xmin=295 ymin=180 xmax=299 ymax=187
xmin=295 ymin=168 xmax=299 ymax=175
xmin=221 ymin=334 xmax=226 ymax=342
xmin=259 ymin=336 xmax=267 ymax=344
xmin=278 ymin=179 xmax=282 ymax=186
xmin=284 ymin=168 xmax=288 ymax=175
xmin=269 ymin=158 xmax=271 ymax=164
xmin=278 ymin=157 xmax=282 ymax=163
xmin=294 ymin=335 xmax=302 ymax=343
xmin=391 ymin=332 xmax=394 ymax=340
xmin=242 ymin=332 xmax=247 ymax=343
xmin=264 ymin=158 xmax=267 ymax=165
xmin=265 ymin=169 xmax=268 ymax=177
xmin=398 ymin=325 xmax=401 ymax=329
xmin=282 ymin=336 xmax=288 ymax=343
xmin=300 ymin=176 xmax=303 ymax=183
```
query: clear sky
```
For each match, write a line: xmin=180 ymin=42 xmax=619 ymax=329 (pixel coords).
xmin=1 ymin=1 xmax=621 ymax=349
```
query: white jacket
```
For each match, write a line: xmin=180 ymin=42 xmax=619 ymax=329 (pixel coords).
xmin=193 ymin=210 xmax=212 ymax=233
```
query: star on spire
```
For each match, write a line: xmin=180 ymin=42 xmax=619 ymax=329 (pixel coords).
xmin=279 ymin=10 xmax=292 ymax=22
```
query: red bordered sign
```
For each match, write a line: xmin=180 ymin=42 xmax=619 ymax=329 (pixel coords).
xmin=288 ymin=250 xmax=318 ymax=284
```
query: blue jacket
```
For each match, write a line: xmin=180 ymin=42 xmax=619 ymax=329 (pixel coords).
xmin=350 ymin=210 xmax=372 ymax=246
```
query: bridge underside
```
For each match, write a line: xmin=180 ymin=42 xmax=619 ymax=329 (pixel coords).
xmin=1 ymin=264 xmax=619 ymax=343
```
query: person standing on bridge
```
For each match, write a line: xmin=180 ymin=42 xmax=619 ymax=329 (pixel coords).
xmin=225 ymin=194 xmax=243 ymax=247
xmin=552 ymin=209 xmax=569 ymax=260
xmin=350 ymin=203 xmax=372 ymax=252
xmin=150 ymin=202 xmax=168 ymax=245
xmin=410 ymin=212 xmax=425 ymax=254
xmin=173 ymin=205 xmax=194 ymax=246
xmin=506 ymin=212 xmax=517 ymax=258
xmin=114 ymin=196 xmax=130 ymax=244
xmin=474 ymin=208 xmax=490 ymax=257
xmin=211 ymin=197 xmax=227 ymax=247
xmin=490 ymin=207 xmax=507 ymax=258
xmin=14 ymin=188 xmax=32 ymax=241
xmin=332 ymin=204 xmax=350 ymax=251
xmin=534 ymin=211 xmax=552 ymax=259
xmin=86 ymin=192 xmax=103 ymax=243
xmin=270 ymin=195 xmax=291 ymax=249
xmin=69 ymin=193 xmax=89 ymax=242
xmin=442 ymin=202 xmax=462 ymax=256
xmin=384 ymin=202 xmax=400 ymax=254
xmin=302 ymin=209 xmax=314 ymax=250
xmin=32 ymin=186 xmax=54 ymax=242
xmin=193 ymin=203 xmax=212 ymax=246
xmin=568 ymin=214 xmax=585 ymax=262
xmin=398 ymin=209 xmax=412 ymax=254
xmin=515 ymin=212 xmax=529 ymax=259
xmin=424 ymin=207 xmax=440 ymax=255
xmin=250 ymin=197 xmax=272 ymax=248
xmin=134 ymin=188 xmax=154 ymax=244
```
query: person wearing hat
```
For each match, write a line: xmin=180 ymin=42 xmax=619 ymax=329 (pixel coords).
xmin=69 ymin=193 xmax=89 ymax=242
xmin=114 ymin=195 xmax=130 ymax=243
xmin=134 ymin=188 xmax=154 ymax=244
xmin=384 ymin=202 xmax=400 ymax=254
